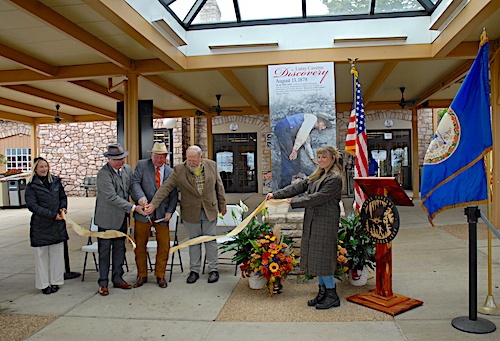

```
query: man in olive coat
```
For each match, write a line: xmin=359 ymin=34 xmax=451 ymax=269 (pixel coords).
xmin=145 ymin=145 xmax=226 ymax=284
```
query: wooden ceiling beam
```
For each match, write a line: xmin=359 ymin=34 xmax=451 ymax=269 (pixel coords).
xmin=3 ymin=84 xmax=116 ymax=119
xmin=7 ymin=0 xmax=134 ymax=71
xmin=0 ymin=110 xmax=36 ymax=124
xmin=0 ymin=42 xmax=57 ymax=77
xmin=82 ymin=0 xmax=186 ymax=71
xmin=162 ymin=106 xmax=269 ymax=118
xmin=73 ymin=114 xmax=115 ymax=122
xmin=336 ymin=100 xmax=452 ymax=112
xmin=0 ymin=97 xmax=73 ymax=120
xmin=432 ymin=0 xmax=493 ymax=58
xmin=69 ymin=80 xmax=162 ymax=117
xmin=362 ymin=62 xmax=398 ymax=106
xmin=143 ymin=75 xmax=211 ymax=113
xmin=219 ymin=70 xmax=261 ymax=113
xmin=0 ymin=59 xmax=173 ymax=85
xmin=414 ymin=60 xmax=473 ymax=106
xmin=70 ymin=80 xmax=124 ymax=101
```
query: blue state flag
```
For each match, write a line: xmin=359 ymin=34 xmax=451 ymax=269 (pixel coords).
xmin=421 ymin=40 xmax=491 ymax=225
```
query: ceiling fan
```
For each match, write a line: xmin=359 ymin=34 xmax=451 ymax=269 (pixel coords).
xmin=212 ymin=94 xmax=243 ymax=115
xmin=398 ymin=87 xmax=429 ymax=108
xmin=54 ymin=104 xmax=63 ymax=123
xmin=399 ymin=87 xmax=416 ymax=108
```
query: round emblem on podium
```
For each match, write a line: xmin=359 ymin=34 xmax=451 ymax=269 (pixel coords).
xmin=360 ymin=195 xmax=399 ymax=244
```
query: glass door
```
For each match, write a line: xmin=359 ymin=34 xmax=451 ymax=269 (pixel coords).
xmin=367 ymin=130 xmax=412 ymax=190
xmin=214 ymin=133 xmax=257 ymax=193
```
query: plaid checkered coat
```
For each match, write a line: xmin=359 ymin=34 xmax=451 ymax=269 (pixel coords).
xmin=273 ymin=173 xmax=342 ymax=276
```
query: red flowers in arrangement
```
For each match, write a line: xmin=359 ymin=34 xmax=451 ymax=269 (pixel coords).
xmin=244 ymin=227 xmax=298 ymax=295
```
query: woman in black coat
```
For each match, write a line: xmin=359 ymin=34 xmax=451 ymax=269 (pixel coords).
xmin=266 ymin=146 xmax=343 ymax=310
xmin=25 ymin=157 xmax=68 ymax=295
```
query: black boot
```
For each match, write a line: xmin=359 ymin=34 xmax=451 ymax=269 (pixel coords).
xmin=307 ymin=284 xmax=326 ymax=306
xmin=315 ymin=288 xmax=340 ymax=309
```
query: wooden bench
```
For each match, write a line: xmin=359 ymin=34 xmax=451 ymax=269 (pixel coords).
xmin=80 ymin=176 xmax=97 ymax=197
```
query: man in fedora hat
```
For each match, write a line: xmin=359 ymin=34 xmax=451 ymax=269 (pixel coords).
xmin=94 ymin=143 xmax=145 ymax=296
xmin=130 ymin=142 xmax=178 ymax=288
xmin=273 ymin=112 xmax=331 ymax=188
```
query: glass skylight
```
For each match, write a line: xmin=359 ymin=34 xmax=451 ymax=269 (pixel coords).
xmin=159 ymin=0 xmax=440 ymax=30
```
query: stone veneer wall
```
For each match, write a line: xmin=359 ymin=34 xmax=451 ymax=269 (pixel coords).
xmin=2 ymin=108 xmax=436 ymax=196
xmin=337 ymin=108 xmax=433 ymax=166
xmin=0 ymin=121 xmax=31 ymax=138
xmin=266 ymin=203 xmax=303 ymax=254
xmin=212 ymin=114 xmax=272 ymax=174
xmin=37 ymin=118 xmax=183 ymax=196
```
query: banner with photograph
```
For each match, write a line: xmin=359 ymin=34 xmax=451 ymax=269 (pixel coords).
xmin=268 ymin=62 xmax=335 ymax=190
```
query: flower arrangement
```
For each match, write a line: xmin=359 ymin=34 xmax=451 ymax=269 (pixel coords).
xmin=335 ymin=233 xmax=350 ymax=279
xmin=220 ymin=204 xmax=274 ymax=269
xmin=247 ymin=226 xmax=298 ymax=295
xmin=3 ymin=169 xmax=22 ymax=177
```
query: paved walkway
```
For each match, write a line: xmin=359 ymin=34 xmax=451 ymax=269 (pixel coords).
xmin=0 ymin=193 xmax=499 ymax=340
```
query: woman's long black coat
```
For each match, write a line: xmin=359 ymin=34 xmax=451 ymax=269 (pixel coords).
xmin=273 ymin=173 xmax=342 ymax=276
xmin=25 ymin=176 xmax=69 ymax=247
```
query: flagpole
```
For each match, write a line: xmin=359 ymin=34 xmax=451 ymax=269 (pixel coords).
xmin=478 ymin=99 xmax=500 ymax=317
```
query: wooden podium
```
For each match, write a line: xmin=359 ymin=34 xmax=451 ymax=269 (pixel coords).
xmin=346 ymin=177 xmax=423 ymax=316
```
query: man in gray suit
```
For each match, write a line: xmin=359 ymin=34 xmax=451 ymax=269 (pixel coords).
xmin=145 ymin=145 xmax=226 ymax=284
xmin=131 ymin=142 xmax=178 ymax=288
xmin=94 ymin=143 xmax=145 ymax=296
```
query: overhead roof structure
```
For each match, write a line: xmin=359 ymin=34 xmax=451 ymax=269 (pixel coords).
xmin=0 ymin=0 xmax=497 ymax=125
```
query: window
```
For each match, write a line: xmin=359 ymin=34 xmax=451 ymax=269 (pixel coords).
xmin=6 ymin=148 xmax=31 ymax=171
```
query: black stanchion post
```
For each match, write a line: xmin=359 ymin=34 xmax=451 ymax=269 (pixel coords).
xmin=63 ymin=240 xmax=81 ymax=280
xmin=451 ymin=206 xmax=496 ymax=334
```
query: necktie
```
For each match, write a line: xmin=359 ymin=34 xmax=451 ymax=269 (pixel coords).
xmin=155 ymin=166 xmax=161 ymax=188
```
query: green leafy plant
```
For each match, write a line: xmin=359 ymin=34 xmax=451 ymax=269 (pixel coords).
xmin=339 ymin=212 xmax=375 ymax=272
xmin=220 ymin=213 xmax=274 ymax=276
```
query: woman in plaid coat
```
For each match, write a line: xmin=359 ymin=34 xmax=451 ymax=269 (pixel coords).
xmin=266 ymin=146 xmax=343 ymax=309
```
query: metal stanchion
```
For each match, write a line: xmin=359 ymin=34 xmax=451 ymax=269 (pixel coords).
xmin=478 ymin=213 xmax=500 ymax=315
xmin=63 ymin=240 xmax=81 ymax=280
xmin=451 ymin=207 xmax=496 ymax=334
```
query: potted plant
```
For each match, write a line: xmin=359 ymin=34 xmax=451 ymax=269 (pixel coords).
xmin=339 ymin=212 xmax=375 ymax=286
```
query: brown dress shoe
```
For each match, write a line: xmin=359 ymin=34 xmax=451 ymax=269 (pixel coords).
xmin=133 ymin=277 xmax=148 ymax=288
xmin=157 ymin=277 xmax=168 ymax=288
xmin=98 ymin=286 xmax=109 ymax=296
xmin=113 ymin=281 xmax=132 ymax=289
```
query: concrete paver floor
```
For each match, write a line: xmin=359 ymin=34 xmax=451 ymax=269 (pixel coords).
xmin=0 ymin=193 xmax=499 ymax=340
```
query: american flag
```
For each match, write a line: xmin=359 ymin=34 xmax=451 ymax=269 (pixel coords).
xmin=353 ymin=74 xmax=368 ymax=211
xmin=344 ymin=108 xmax=356 ymax=156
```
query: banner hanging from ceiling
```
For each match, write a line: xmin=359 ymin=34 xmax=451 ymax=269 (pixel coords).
xmin=268 ymin=62 xmax=336 ymax=190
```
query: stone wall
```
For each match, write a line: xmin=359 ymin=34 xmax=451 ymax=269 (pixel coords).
xmin=0 ymin=121 xmax=31 ymax=138
xmin=337 ymin=108 xmax=433 ymax=166
xmin=266 ymin=202 xmax=303 ymax=255
xmin=1 ymin=108 xmax=437 ymax=196
xmin=37 ymin=118 xmax=183 ymax=196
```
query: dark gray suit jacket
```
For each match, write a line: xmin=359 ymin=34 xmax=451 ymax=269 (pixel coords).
xmin=130 ymin=159 xmax=178 ymax=225
xmin=94 ymin=163 xmax=134 ymax=230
